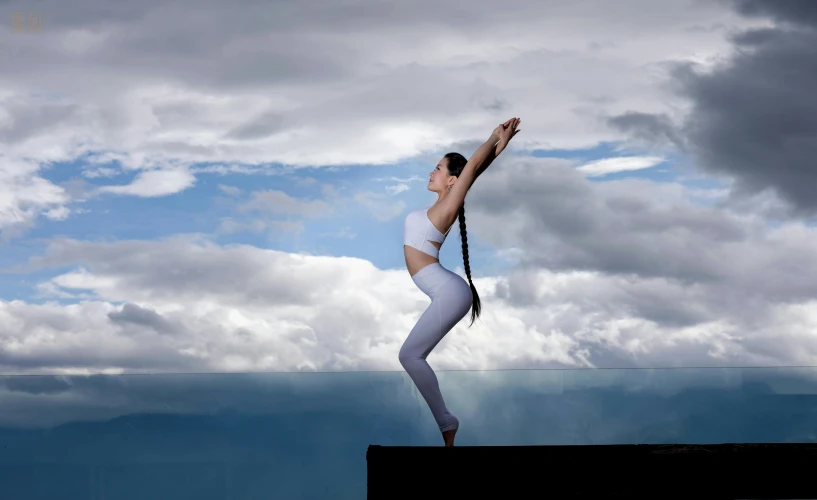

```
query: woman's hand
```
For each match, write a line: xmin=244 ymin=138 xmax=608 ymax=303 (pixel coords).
xmin=491 ymin=118 xmax=514 ymax=141
xmin=498 ymin=117 xmax=521 ymax=145
xmin=472 ymin=117 xmax=520 ymax=178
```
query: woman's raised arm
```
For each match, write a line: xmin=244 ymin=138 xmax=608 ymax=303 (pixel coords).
xmin=474 ymin=117 xmax=521 ymax=181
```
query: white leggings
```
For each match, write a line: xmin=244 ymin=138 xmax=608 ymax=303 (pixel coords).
xmin=399 ymin=262 xmax=473 ymax=433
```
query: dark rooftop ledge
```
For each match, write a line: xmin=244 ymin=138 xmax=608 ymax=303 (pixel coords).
xmin=367 ymin=443 xmax=817 ymax=499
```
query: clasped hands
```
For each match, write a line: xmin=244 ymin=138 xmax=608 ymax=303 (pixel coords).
xmin=491 ymin=117 xmax=521 ymax=148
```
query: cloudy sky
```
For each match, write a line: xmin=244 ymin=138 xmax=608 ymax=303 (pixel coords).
xmin=1 ymin=0 xmax=817 ymax=375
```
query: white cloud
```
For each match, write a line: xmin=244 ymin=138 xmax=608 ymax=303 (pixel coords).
xmin=0 ymin=157 xmax=70 ymax=238
xmin=217 ymin=218 xmax=268 ymax=235
xmin=81 ymin=167 xmax=120 ymax=178
xmin=43 ymin=206 xmax=71 ymax=221
xmin=217 ymin=184 xmax=242 ymax=197
xmin=238 ymin=189 xmax=332 ymax=217
xmin=385 ymin=183 xmax=410 ymax=195
xmin=374 ymin=176 xmax=425 ymax=183
xmin=576 ymin=156 xmax=665 ymax=177
xmin=95 ymin=168 xmax=197 ymax=197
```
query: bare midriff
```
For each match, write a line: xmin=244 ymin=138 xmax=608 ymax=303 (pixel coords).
xmin=404 ymin=205 xmax=457 ymax=277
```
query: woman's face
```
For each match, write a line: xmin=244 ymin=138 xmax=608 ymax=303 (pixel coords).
xmin=428 ymin=158 xmax=451 ymax=193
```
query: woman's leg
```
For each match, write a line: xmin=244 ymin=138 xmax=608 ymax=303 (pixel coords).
xmin=399 ymin=276 xmax=472 ymax=434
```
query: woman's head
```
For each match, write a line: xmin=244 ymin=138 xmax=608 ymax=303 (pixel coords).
xmin=442 ymin=152 xmax=467 ymax=176
xmin=427 ymin=152 xmax=467 ymax=194
xmin=434 ymin=151 xmax=482 ymax=327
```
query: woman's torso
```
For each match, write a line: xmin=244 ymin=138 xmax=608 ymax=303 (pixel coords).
xmin=403 ymin=204 xmax=457 ymax=277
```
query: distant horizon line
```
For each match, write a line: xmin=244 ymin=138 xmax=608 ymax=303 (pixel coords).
xmin=2 ymin=364 xmax=817 ymax=377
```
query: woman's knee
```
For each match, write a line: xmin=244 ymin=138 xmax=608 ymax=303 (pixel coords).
xmin=398 ymin=345 xmax=414 ymax=367
xmin=399 ymin=341 xmax=427 ymax=368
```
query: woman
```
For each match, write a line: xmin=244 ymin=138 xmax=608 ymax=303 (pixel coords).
xmin=401 ymin=117 xmax=522 ymax=446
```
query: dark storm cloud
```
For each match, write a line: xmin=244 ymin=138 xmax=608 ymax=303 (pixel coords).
xmin=610 ymin=0 xmax=817 ymax=216
xmin=107 ymin=303 xmax=178 ymax=335
xmin=606 ymin=112 xmax=687 ymax=151
xmin=734 ymin=0 xmax=817 ymax=27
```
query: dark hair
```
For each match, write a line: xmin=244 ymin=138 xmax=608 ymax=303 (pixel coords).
xmin=443 ymin=152 xmax=482 ymax=327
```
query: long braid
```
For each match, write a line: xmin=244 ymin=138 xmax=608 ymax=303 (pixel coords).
xmin=443 ymin=152 xmax=482 ymax=327
xmin=458 ymin=203 xmax=481 ymax=327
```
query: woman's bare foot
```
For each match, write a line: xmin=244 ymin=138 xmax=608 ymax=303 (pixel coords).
xmin=442 ymin=427 xmax=457 ymax=447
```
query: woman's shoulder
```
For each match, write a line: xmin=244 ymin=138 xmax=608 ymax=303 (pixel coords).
xmin=426 ymin=204 xmax=457 ymax=232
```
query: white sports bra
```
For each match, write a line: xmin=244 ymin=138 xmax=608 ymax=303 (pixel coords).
xmin=403 ymin=207 xmax=453 ymax=259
